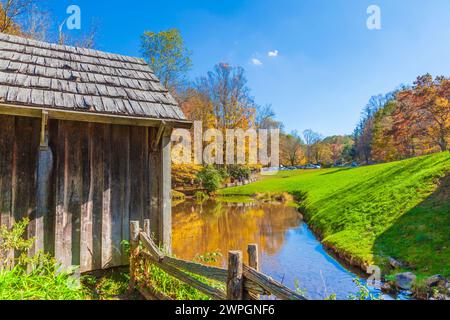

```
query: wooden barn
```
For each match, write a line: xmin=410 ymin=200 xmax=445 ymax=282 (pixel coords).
xmin=0 ymin=33 xmax=190 ymax=272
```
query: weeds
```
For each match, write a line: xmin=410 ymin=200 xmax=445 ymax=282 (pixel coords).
xmin=0 ymin=219 xmax=86 ymax=300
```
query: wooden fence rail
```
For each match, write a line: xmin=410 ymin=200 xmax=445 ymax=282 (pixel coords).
xmin=129 ymin=220 xmax=307 ymax=301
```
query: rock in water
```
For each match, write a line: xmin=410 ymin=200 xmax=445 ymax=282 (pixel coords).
xmin=425 ymin=275 xmax=445 ymax=288
xmin=395 ymin=272 xmax=416 ymax=290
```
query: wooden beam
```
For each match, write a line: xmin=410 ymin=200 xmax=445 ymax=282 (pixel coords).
xmin=39 ymin=110 xmax=49 ymax=149
xmin=142 ymin=252 xmax=227 ymax=300
xmin=0 ymin=103 xmax=192 ymax=129
xmin=139 ymin=231 xmax=165 ymax=261
xmin=164 ymin=256 xmax=228 ymax=283
xmin=151 ymin=122 xmax=166 ymax=151
xmin=242 ymin=265 xmax=306 ymax=300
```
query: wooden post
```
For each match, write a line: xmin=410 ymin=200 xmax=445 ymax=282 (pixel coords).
xmin=144 ymin=219 xmax=151 ymax=238
xmin=227 ymin=251 xmax=243 ymax=300
xmin=129 ymin=221 xmax=140 ymax=292
xmin=160 ymin=133 xmax=172 ymax=252
xmin=35 ymin=118 xmax=53 ymax=256
xmin=246 ymin=244 xmax=260 ymax=300
xmin=248 ymin=244 xmax=259 ymax=271
xmin=149 ymin=129 xmax=172 ymax=254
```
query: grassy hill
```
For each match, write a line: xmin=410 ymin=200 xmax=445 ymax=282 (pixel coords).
xmin=220 ymin=152 xmax=450 ymax=277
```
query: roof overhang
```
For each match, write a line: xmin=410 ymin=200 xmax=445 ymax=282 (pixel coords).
xmin=0 ymin=103 xmax=192 ymax=129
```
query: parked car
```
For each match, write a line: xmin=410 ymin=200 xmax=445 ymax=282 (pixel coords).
xmin=305 ymin=164 xmax=321 ymax=169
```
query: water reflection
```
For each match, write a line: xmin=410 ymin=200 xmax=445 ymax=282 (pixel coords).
xmin=172 ymin=200 xmax=302 ymax=266
xmin=172 ymin=200 xmax=389 ymax=300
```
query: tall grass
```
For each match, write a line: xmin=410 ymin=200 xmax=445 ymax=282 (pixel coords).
xmin=0 ymin=219 xmax=86 ymax=300
xmin=220 ymin=152 xmax=450 ymax=277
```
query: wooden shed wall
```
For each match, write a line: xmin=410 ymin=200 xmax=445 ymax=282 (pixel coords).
xmin=0 ymin=114 xmax=171 ymax=272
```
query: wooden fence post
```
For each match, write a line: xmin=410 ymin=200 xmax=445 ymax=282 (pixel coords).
xmin=227 ymin=251 xmax=243 ymax=300
xmin=246 ymin=244 xmax=260 ymax=300
xmin=144 ymin=219 xmax=151 ymax=238
xmin=248 ymin=244 xmax=259 ymax=271
xmin=129 ymin=220 xmax=140 ymax=292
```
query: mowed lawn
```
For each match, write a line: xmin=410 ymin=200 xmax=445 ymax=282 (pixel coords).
xmin=220 ymin=152 xmax=450 ymax=277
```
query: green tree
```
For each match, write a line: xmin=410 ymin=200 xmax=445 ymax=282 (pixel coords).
xmin=141 ymin=28 xmax=192 ymax=89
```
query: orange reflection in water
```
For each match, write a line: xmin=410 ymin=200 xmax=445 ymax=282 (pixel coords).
xmin=172 ymin=200 xmax=302 ymax=267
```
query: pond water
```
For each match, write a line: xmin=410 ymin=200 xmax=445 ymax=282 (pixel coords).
xmin=172 ymin=200 xmax=397 ymax=300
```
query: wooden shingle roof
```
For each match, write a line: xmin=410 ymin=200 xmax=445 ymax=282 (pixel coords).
xmin=0 ymin=33 xmax=186 ymax=121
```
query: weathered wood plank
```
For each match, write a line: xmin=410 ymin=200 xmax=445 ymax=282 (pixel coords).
xmin=143 ymin=219 xmax=151 ymax=239
xmin=149 ymin=128 xmax=161 ymax=245
xmin=142 ymin=251 xmax=226 ymax=300
xmin=243 ymin=265 xmax=306 ymax=300
xmin=80 ymin=123 xmax=93 ymax=272
xmin=44 ymin=120 xmax=58 ymax=256
xmin=142 ymin=128 xmax=150 ymax=222
xmin=67 ymin=122 xmax=83 ymax=267
xmin=35 ymin=129 xmax=53 ymax=255
xmin=12 ymin=117 xmax=39 ymax=258
xmin=122 ymin=126 xmax=131 ymax=266
xmin=227 ymin=251 xmax=243 ymax=300
xmin=159 ymin=134 xmax=172 ymax=251
xmin=111 ymin=125 xmax=129 ymax=266
xmin=129 ymin=221 xmax=140 ymax=291
xmin=129 ymin=126 xmax=144 ymax=224
xmin=245 ymin=244 xmax=260 ymax=300
xmin=164 ymin=256 xmax=228 ymax=283
xmin=0 ymin=115 xmax=15 ymax=266
xmin=139 ymin=231 xmax=165 ymax=261
xmin=91 ymin=124 xmax=104 ymax=270
xmin=139 ymin=231 xmax=228 ymax=282
xmin=101 ymin=124 xmax=112 ymax=269
xmin=54 ymin=121 xmax=72 ymax=268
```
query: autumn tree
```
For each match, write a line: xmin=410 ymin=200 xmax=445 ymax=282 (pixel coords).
xmin=410 ymin=74 xmax=449 ymax=152
xmin=0 ymin=1 xmax=98 ymax=48
xmin=281 ymin=131 xmax=304 ymax=166
xmin=0 ymin=0 xmax=32 ymax=34
xmin=371 ymin=101 xmax=399 ymax=162
xmin=303 ymin=129 xmax=323 ymax=164
xmin=256 ymin=104 xmax=283 ymax=130
xmin=195 ymin=63 xmax=256 ymax=130
xmin=141 ymin=28 xmax=192 ymax=91
xmin=322 ymin=136 xmax=353 ymax=165
xmin=353 ymin=93 xmax=396 ymax=164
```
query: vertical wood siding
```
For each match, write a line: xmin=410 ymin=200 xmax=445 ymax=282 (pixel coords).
xmin=0 ymin=115 xmax=168 ymax=273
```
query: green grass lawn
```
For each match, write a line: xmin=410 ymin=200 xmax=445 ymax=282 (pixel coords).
xmin=220 ymin=152 xmax=450 ymax=277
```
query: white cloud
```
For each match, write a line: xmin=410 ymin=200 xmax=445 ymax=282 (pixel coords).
xmin=251 ymin=58 xmax=263 ymax=66
xmin=268 ymin=50 xmax=279 ymax=57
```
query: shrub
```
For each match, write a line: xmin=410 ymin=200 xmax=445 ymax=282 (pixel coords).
xmin=228 ymin=165 xmax=251 ymax=181
xmin=196 ymin=166 xmax=223 ymax=194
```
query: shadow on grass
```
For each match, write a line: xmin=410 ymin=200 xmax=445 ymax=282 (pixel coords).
xmin=372 ymin=173 xmax=450 ymax=277
xmin=319 ymin=168 xmax=353 ymax=176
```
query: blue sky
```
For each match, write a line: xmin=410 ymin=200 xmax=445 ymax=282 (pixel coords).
xmin=43 ymin=0 xmax=450 ymax=136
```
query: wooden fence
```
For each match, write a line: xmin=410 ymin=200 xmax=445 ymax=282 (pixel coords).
xmin=129 ymin=220 xmax=307 ymax=300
